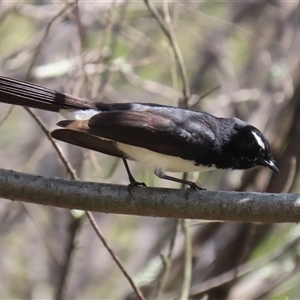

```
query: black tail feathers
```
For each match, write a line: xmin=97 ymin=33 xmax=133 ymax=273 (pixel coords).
xmin=0 ymin=76 xmax=96 ymax=112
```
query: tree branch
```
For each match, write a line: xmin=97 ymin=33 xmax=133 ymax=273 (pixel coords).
xmin=0 ymin=168 xmax=298 ymax=223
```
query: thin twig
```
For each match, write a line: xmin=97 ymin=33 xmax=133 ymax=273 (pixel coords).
xmin=86 ymin=211 xmax=146 ymax=300
xmin=68 ymin=1 xmax=91 ymax=99
xmin=96 ymin=0 xmax=119 ymax=103
xmin=24 ymin=108 xmax=77 ymax=179
xmin=0 ymin=105 xmax=14 ymax=126
xmin=143 ymin=0 xmax=190 ymax=104
xmin=25 ymin=2 xmax=76 ymax=80
xmin=253 ymin=263 xmax=300 ymax=299
xmin=23 ymin=204 xmax=64 ymax=266
xmin=55 ymin=215 xmax=82 ymax=300
xmin=187 ymin=232 xmax=300 ymax=297
xmin=156 ymin=220 xmax=180 ymax=299
xmin=122 ymin=67 xmax=180 ymax=100
xmin=180 ymin=219 xmax=192 ymax=299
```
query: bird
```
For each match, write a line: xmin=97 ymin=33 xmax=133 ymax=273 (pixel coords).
xmin=0 ymin=76 xmax=279 ymax=190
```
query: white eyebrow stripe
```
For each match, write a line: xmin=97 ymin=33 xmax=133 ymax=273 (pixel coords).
xmin=252 ymin=131 xmax=265 ymax=149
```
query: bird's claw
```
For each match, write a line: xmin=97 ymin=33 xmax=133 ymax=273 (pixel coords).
xmin=188 ymin=182 xmax=206 ymax=191
xmin=185 ymin=183 xmax=206 ymax=199
xmin=127 ymin=180 xmax=147 ymax=196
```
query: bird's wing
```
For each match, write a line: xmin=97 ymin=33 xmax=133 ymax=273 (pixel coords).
xmin=51 ymin=119 xmax=123 ymax=158
xmin=51 ymin=127 xmax=124 ymax=158
xmin=51 ymin=110 xmax=216 ymax=162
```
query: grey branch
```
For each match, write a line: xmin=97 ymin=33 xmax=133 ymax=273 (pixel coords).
xmin=0 ymin=168 xmax=299 ymax=223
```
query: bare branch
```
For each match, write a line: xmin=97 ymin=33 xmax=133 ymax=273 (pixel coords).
xmin=0 ymin=105 xmax=13 ymax=126
xmin=143 ymin=0 xmax=190 ymax=103
xmin=0 ymin=168 xmax=299 ymax=223
xmin=25 ymin=2 xmax=76 ymax=80
xmin=23 ymin=108 xmax=77 ymax=179
xmin=180 ymin=219 xmax=192 ymax=299
xmin=86 ymin=212 xmax=146 ymax=300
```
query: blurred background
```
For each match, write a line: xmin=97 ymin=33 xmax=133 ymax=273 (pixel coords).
xmin=0 ymin=1 xmax=299 ymax=299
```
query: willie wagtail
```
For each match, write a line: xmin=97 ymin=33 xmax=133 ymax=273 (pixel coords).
xmin=0 ymin=76 xmax=279 ymax=189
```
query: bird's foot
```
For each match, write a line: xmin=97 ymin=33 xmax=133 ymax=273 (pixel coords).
xmin=127 ymin=179 xmax=147 ymax=196
xmin=188 ymin=182 xmax=206 ymax=191
xmin=185 ymin=182 xmax=206 ymax=199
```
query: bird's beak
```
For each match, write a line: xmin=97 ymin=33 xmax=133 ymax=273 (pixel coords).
xmin=260 ymin=159 xmax=280 ymax=174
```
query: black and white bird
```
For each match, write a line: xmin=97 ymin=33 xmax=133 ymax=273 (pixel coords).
xmin=0 ymin=76 xmax=279 ymax=189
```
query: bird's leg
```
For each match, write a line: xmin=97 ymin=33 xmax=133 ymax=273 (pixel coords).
xmin=122 ymin=158 xmax=146 ymax=194
xmin=154 ymin=168 xmax=206 ymax=191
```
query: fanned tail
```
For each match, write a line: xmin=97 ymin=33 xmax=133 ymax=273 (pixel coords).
xmin=0 ymin=76 xmax=97 ymax=112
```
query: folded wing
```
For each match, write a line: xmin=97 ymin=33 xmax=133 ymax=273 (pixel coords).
xmin=51 ymin=109 xmax=216 ymax=163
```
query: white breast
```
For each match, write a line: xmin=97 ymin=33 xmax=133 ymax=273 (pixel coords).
xmin=116 ymin=143 xmax=214 ymax=173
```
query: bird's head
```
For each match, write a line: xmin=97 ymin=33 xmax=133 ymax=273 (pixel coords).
xmin=227 ymin=122 xmax=279 ymax=173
